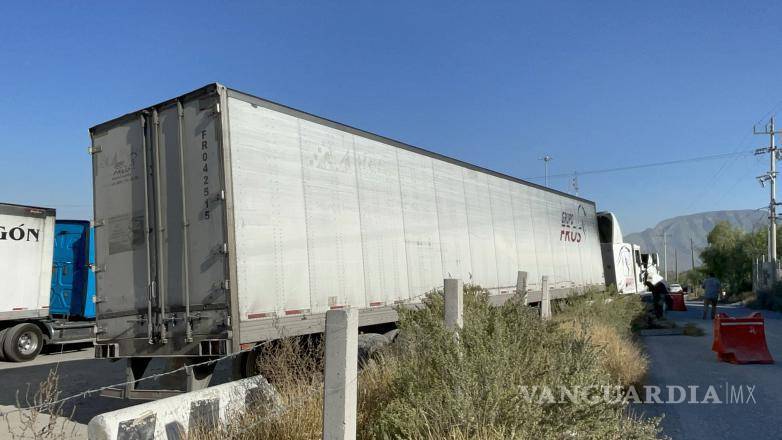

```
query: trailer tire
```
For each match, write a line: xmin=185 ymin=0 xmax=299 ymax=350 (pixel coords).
xmin=232 ymin=348 xmax=261 ymax=380
xmin=3 ymin=323 xmax=43 ymax=362
xmin=0 ymin=328 xmax=9 ymax=362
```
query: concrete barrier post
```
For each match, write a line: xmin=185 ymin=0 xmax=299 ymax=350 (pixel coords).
xmin=444 ymin=278 xmax=464 ymax=331
xmin=322 ymin=308 xmax=358 ymax=440
xmin=87 ymin=375 xmax=281 ymax=440
xmin=541 ymin=275 xmax=552 ymax=320
xmin=516 ymin=271 xmax=528 ymax=305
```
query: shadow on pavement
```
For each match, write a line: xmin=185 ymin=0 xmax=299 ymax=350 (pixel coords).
xmin=0 ymin=356 xmax=233 ymax=425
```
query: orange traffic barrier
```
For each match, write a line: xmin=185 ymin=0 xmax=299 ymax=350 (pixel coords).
xmin=668 ymin=293 xmax=687 ymax=311
xmin=711 ymin=312 xmax=774 ymax=364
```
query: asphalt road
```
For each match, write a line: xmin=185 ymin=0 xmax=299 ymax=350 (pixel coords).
xmin=0 ymin=343 xmax=233 ymax=439
xmin=636 ymin=301 xmax=782 ymax=439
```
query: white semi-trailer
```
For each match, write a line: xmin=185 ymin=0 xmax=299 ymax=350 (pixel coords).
xmin=0 ymin=204 xmax=56 ymax=361
xmin=0 ymin=203 xmax=94 ymax=362
xmin=90 ymin=84 xmax=606 ymax=397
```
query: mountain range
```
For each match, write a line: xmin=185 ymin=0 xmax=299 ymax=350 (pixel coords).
xmin=623 ymin=210 xmax=767 ymax=272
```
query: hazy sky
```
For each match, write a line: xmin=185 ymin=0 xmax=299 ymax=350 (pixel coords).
xmin=1 ymin=1 xmax=779 ymax=233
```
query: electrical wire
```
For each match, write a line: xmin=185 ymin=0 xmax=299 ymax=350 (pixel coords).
xmin=524 ymin=150 xmax=756 ymax=181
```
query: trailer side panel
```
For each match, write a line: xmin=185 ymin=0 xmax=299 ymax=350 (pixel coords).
xmin=224 ymin=92 xmax=606 ymax=344
xmin=0 ymin=204 xmax=55 ymax=321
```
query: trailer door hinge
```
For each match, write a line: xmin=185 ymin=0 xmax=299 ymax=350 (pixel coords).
xmin=211 ymin=243 xmax=229 ymax=256
xmin=88 ymin=145 xmax=102 ymax=155
xmin=92 ymin=219 xmax=106 ymax=228
xmin=209 ymin=190 xmax=226 ymax=202
xmin=222 ymin=280 xmax=230 ymax=291
xmin=91 ymin=264 xmax=106 ymax=273
xmin=94 ymin=296 xmax=106 ymax=304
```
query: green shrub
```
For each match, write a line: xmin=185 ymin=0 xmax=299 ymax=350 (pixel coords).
xmin=204 ymin=286 xmax=662 ymax=440
xmin=362 ymin=287 xmax=661 ymax=439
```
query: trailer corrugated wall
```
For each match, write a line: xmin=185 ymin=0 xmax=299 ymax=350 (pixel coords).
xmin=91 ymin=84 xmax=605 ymax=357
xmin=224 ymin=92 xmax=605 ymax=327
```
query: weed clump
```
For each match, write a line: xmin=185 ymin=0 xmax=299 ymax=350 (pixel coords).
xmin=204 ymin=286 xmax=662 ymax=440
xmin=362 ymin=286 xmax=660 ymax=439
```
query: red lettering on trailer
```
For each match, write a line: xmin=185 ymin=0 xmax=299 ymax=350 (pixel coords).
xmin=560 ymin=229 xmax=583 ymax=243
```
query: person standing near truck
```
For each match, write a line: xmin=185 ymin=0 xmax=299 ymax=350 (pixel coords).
xmin=645 ymin=270 xmax=668 ymax=319
xmin=701 ymin=273 xmax=721 ymax=320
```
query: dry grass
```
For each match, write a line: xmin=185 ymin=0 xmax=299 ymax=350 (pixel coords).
xmin=195 ymin=337 xmax=326 ymax=440
xmin=203 ymin=287 xmax=662 ymax=440
xmin=557 ymin=319 xmax=648 ymax=387
xmin=555 ymin=293 xmax=650 ymax=387
xmin=2 ymin=368 xmax=77 ymax=440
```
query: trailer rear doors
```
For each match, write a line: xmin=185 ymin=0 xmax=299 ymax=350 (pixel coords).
xmin=90 ymin=88 xmax=231 ymax=357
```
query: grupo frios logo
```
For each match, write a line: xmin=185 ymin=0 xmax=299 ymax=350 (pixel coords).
xmin=0 ymin=224 xmax=41 ymax=242
xmin=560 ymin=204 xmax=587 ymax=243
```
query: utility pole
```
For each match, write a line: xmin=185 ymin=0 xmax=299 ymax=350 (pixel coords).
xmin=658 ymin=230 xmax=668 ymax=280
xmin=664 ymin=233 xmax=668 ymax=280
xmin=539 ymin=155 xmax=553 ymax=187
xmin=754 ymin=117 xmax=782 ymax=263
xmin=675 ymin=248 xmax=678 ymax=282
xmin=571 ymin=171 xmax=579 ymax=196
xmin=690 ymin=237 xmax=696 ymax=271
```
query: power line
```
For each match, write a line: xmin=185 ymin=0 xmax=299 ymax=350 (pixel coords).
xmin=525 ymin=149 xmax=756 ymax=181
xmin=680 ymin=105 xmax=782 ymax=213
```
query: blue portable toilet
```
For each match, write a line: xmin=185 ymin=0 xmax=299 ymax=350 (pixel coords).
xmin=50 ymin=220 xmax=95 ymax=319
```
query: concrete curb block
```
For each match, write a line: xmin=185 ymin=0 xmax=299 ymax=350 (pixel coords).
xmin=87 ymin=375 xmax=281 ymax=440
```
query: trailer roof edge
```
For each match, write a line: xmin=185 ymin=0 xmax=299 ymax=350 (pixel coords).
xmin=90 ymin=82 xmax=596 ymax=206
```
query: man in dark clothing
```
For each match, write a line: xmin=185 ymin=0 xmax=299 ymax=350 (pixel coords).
xmin=645 ymin=271 xmax=668 ymax=319
xmin=701 ymin=273 xmax=721 ymax=320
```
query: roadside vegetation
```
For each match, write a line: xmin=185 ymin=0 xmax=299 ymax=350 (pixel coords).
xmin=203 ymin=286 xmax=662 ymax=440
xmin=2 ymin=368 xmax=77 ymax=440
xmin=554 ymin=290 xmax=650 ymax=386
xmin=684 ymin=221 xmax=782 ymax=310
xmin=699 ymin=221 xmax=765 ymax=296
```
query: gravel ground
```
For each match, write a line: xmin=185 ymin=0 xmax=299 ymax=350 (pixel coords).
xmin=635 ymin=301 xmax=782 ymax=439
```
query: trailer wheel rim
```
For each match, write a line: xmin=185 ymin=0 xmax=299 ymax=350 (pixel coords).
xmin=17 ymin=331 xmax=39 ymax=356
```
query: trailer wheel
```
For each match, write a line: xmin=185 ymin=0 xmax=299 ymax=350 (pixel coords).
xmin=0 ymin=328 xmax=9 ymax=362
xmin=3 ymin=323 xmax=43 ymax=362
xmin=232 ymin=348 xmax=261 ymax=380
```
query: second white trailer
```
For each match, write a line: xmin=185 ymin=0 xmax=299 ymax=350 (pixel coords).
xmin=90 ymin=84 xmax=605 ymax=396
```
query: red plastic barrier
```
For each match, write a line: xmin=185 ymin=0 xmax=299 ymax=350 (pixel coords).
xmin=668 ymin=293 xmax=687 ymax=311
xmin=711 ymin=312 xmax=774 ymax=364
